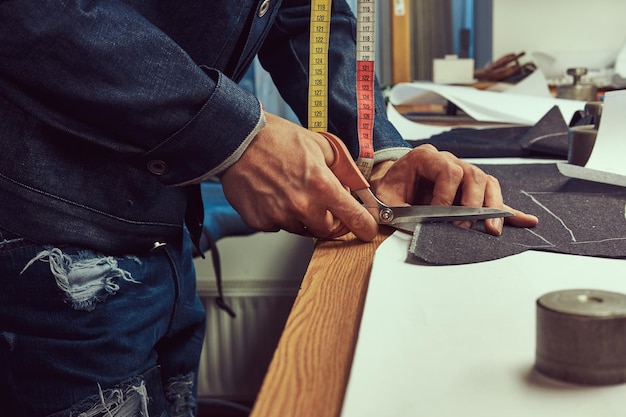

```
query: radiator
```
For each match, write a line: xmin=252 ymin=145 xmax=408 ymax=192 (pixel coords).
xmin=193 ymin=231 xmax=313 ymax=401
xmin=196 ymin=281 xmax=299 ymax=402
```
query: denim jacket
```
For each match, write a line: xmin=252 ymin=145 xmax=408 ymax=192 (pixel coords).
xmin=0 ymin=0 xmax=410 ymax=255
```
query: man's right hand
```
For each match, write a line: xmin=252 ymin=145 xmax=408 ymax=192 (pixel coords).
xmin=218 ymin=112 xmax=379 ymax=241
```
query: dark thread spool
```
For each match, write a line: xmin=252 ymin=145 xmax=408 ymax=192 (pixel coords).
xmin=535 ymin=289 xmax=626 ymax=385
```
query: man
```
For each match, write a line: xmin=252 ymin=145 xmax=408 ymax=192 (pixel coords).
xmin=0 ymin=0 xmax=537 ymax=416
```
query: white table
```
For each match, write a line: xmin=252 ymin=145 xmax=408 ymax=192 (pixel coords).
xmin=341 ymin=231 xmax=626 ymax=417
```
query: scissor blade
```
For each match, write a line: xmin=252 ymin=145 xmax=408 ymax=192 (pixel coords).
xmin=382 ymin=206 xmax=514 ymax=227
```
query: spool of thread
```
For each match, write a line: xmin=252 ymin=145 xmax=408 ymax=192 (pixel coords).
xmin=567 ymin=125 xmax=597 ymax=166
xmin=535 ymin=289 xmax=626 ymax=385
xmin=567 ymin=102 xmax=603 ymax=166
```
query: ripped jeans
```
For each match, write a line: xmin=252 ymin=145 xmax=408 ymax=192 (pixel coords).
xmin=0 ymin=227 xmax=206 ymax=417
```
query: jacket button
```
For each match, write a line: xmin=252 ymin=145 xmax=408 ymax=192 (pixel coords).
xmin=258 ymin=0 xmax=270 ymax=17
xmin=147 ymin=160 xmax=168 ymax=175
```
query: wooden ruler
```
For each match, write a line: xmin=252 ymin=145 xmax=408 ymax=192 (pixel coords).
xmin=308 ymin=0 xmax=376 ymax=177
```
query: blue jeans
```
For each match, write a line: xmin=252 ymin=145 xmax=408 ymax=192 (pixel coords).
xmin=0 ymin=228 xmax=206 ymax=417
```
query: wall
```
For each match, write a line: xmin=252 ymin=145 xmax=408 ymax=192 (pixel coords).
xmin=492 ymin=0 xmax=626 ymax=63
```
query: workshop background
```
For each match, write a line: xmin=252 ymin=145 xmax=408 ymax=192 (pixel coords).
xmin=193 ymin=0 xmax=626 ymax=410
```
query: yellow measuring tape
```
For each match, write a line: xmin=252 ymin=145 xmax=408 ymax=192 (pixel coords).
xmin=308 ymin=0 xmax=331 ymax=133
xmin=308 ymin=0 xmax=376 ymax=177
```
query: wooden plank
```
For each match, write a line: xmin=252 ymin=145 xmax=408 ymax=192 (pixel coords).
xmin=391 ymin=0 xmax=411 ymax=83
xmin=250 ymin=229 xmax=393 ymax=417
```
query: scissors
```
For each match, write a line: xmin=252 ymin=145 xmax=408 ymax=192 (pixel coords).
xmin=319 ymin=132 xmax=514 ymax=233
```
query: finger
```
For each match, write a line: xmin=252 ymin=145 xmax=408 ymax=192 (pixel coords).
xmin=449 ymin=163 xmax=493 ymax=231
xmin=250 ymin=214 xmax=309 ymax=236
xmin=290 ymin=172 xmax=376 ymax=241
xmin=503 ymin=204 xmax=539 ymax=228
xmin=299 ymin=166 xmax=378 ymax=241
xmin=420 ymin=152 xmax=478 ymax=230
xmin=298 ymin=209 xmax=342 ymax=239
xmin=481 ymin=174 xmax=505 ymax=236
xmin=297 ymin=217 xmax=349 ymax=240
xmin=425 ymin=152 xmax=465 ymax=207
xmin=324 ymin=221 xmax=351 ymax=240
xmin=334 ymin=206 xmax=377 ymax=242
xmin=325 ymin=186 xmax=378 ymax=242
xmin=479 ymin=174 xmax=539 ymax=232
xmin=283 ymin=223 xmax=313 ymax=238
xmin=457 ymin=163 xmax=489 ymax=209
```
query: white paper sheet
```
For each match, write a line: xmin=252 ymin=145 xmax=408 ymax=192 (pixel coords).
xmin=584 ymin=90 xmax=626 ymax=174
xmin=341 ymin=232 xmax=626 ymax=417
xmin=501 ymin=70 xmax=552 ymax=98
xmin=386 ymin=101 xmax=451 ymax=140
xmin=388 ymin=81 xmax=585 ymax=126
xmin=387 ymin=77 xmax=585 ymax=140
xmin=558 ymin=89 xmax=626 ymax=186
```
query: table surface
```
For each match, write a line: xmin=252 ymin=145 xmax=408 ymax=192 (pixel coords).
xmin=249 ymin=214 xmax=626 ymax=417
xmin=339 ymin=232 xmax=626 ymax=417
xmin=249 ymin=228 xmax=394 ymax=417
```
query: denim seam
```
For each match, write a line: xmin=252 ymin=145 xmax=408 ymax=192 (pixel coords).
xmin=161 ymin=245 xmax=181 ymax=337
xmin=0 ymin=172 xmax=180 ymax=228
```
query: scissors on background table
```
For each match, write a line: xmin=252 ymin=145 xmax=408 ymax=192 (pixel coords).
xmin=318 ymin=132 xmax=514 ymax=234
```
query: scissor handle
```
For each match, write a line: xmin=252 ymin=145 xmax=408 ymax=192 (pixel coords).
xmin=317 ymin=132 xmax=370 ymax=192
xmin=317 ymin=131 xmax=387 ymax=215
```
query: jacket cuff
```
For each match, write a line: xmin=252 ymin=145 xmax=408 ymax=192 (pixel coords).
xmin=374 ymin=147 xmax=412 ymax=164
xmin=135 ymin=69 xmax=264 ymax=186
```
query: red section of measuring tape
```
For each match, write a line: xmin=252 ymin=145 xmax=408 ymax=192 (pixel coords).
xmin=356 ymin=60 xmax=375 ymax=161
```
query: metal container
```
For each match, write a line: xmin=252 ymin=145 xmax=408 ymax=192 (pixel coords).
xmin=535 ymin=289 xmax=626 ymax=385
xmin=568 ymin=125 xmax=597 ymax=166
xmin=567 ymin=101 xmax=603 ymax=166
xmin=557 ymin=67 xmax=597 ymax=101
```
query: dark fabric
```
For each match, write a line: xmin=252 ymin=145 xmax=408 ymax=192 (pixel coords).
xmin=409 ymin=163 xmax=626 ymax=265
xmin=0 ymin=229 xmax=206 ymax=416
xmin=406 ymin=106 xmax=569 ymax=159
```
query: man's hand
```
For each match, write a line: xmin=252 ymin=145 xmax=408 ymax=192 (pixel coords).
xmin=369 ymin=144 xmax=539 ymax=236
xmin=219 ymin=113 xmax=378 ymax=241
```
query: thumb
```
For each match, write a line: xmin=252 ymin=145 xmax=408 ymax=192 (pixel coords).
xmin=328 ymin=184 xmax=378 ymax=241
